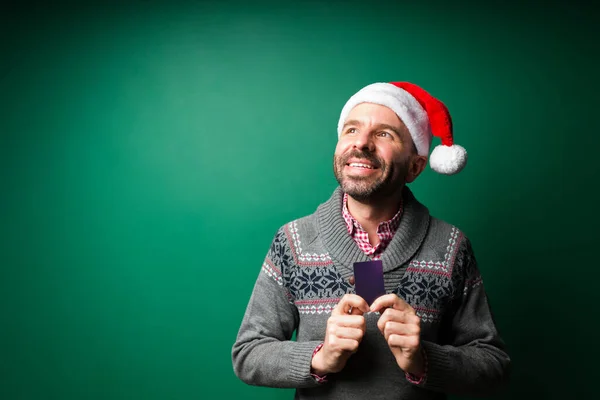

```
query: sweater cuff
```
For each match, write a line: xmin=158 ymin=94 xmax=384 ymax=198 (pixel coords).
xmin=288 ymin=340 xmax=327 ymax=386
xmin=419 ymin=341 xmax=452 ymax=391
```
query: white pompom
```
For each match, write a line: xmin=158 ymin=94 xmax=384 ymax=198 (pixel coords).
xmin=429 ymin=144 xmax=467 ymax=175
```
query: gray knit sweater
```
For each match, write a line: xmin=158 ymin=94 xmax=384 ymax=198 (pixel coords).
xmin=232 ymin=187 xmax=510 ymax=399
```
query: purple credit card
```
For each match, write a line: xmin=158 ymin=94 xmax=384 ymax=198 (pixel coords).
xmin=353 ymin=260 xmax=386 ymax=306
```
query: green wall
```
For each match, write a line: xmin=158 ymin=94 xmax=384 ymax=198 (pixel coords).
xmin=2 ymin=1 xmax=598 ymax=399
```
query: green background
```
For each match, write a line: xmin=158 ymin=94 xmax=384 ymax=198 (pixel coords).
xmin=2 ymin=0 xmax=598 ymax=399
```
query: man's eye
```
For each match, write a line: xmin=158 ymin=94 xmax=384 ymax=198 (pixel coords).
xmin=378 ymin=131 xmax=392 ymax=138
xmin=346 ymin=128 xmax=357 ymax=134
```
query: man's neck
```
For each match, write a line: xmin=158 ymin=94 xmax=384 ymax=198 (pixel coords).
xmin=346 ymin=189 xmax=404 ymax=235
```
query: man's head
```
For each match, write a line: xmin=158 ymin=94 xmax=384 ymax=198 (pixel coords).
xmin=334 ymin=82 xmax=467 ymax=201
xmin=333 ymin=103 xmax=427 ymax=202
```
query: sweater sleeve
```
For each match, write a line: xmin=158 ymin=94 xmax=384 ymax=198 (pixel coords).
xmin=416 ymin=236 xmax=511 ymax=396
xmin=231 ymin=228 xmax=324 ymax=388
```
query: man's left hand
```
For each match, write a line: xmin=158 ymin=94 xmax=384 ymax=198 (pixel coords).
xmin=370 ymin=294 xmax=425 ymax=376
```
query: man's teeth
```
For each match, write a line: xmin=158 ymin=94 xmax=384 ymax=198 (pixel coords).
xmin=349 ymin=163 xmax=373 ymax=169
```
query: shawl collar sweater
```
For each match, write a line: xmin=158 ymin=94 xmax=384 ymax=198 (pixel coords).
xmin=232 ymin=187 xmax=510 ymax=399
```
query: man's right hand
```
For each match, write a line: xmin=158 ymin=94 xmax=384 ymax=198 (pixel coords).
xmin=311 ymin=294 xmax=369 ymax=375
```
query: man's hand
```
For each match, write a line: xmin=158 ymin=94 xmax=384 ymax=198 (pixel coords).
xmin=311 ymin=294 xmax=369 ymax=375
xmin=370 ymin=294 xmax=425 ymax=376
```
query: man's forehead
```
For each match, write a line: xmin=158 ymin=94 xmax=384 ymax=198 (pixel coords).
xmin=343 ymin=104 xmax=407 ymax=129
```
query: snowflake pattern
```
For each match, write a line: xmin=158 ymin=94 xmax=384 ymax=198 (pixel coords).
xmin=289 ymin=266 xmax=352 ymax=300
xmin=263 ymin=221 xmax=474 ymax=321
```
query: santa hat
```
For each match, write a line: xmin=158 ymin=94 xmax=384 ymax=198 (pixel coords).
xmin=337 ymin=82 xmax=467 ymax=175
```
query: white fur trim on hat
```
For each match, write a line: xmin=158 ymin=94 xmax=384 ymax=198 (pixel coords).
xmin=337 ymin=83 xmax=432 ymax=156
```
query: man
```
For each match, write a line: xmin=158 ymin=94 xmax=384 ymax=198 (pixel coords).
xmin=232 ymin=82 xmax=510 ymax=399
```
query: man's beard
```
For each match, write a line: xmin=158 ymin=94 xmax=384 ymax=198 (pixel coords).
xmin=333 ymin=149 xmax=408 ymax=202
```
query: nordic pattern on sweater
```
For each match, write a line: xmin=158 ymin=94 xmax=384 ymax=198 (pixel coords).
xmin=261 ymin=219 xmax=480 ymax=324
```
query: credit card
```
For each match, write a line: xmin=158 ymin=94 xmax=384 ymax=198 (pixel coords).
xmin=353 ymin=260 xmax=386 ymax=306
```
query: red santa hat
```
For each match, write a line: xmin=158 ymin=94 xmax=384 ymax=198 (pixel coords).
xmin=337 ymin=82 xmax=467 ymax=175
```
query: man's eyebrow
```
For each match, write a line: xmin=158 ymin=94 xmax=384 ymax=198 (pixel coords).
xmin=343 ymin=120 xmax=404 ymax=135
xmin=375 ymin=123 xmax=405 ymax=137
xmin=342 ymin=119 xmax=363 ymax=128
xmin=342 ymin=120 xmax=408 ymax=141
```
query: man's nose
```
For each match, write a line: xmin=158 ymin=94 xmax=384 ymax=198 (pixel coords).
xmin=352 ymin=131 xmax=375 ymax=152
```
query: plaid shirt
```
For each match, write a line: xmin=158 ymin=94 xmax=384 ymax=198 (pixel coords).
xmin=342 ymin=193 xmax=403 ymax=259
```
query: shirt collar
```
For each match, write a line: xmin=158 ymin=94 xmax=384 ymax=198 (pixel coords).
xmin=342 ymin=192 xmax=403 ymax=236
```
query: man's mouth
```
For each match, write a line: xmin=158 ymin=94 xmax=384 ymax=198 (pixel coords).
xmin=345 ymin=157 xmax=379 ymax=170
xmin=347 ymin=162 xmax=376 ymax=169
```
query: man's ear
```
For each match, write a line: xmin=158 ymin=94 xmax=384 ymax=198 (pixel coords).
xmin=405 ymin=155 xmax=428 ymax=183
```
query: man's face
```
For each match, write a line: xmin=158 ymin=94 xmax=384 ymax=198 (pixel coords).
xmin=333 ymin=103 xmax=418 ymax=201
